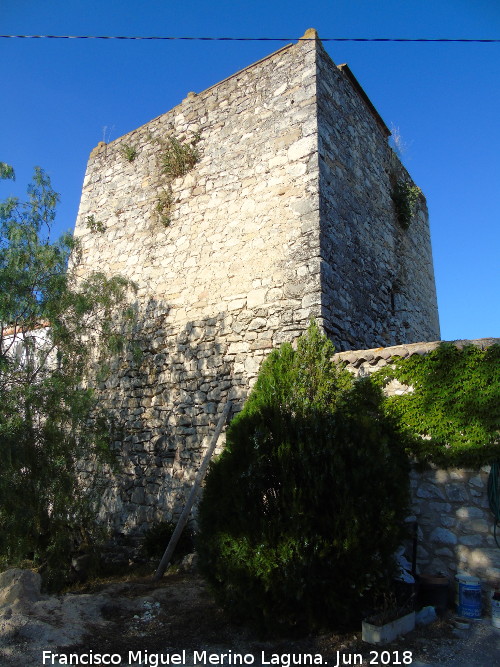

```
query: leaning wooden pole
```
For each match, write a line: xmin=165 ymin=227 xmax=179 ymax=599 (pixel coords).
xmin=153 ymin=400 xmax=232 ymax=581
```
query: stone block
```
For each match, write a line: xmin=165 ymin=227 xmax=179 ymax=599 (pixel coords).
xmin=250 ymin=339 xmax=273 ymax=350
xmin=468 ymin=548 xmax=500 ymax=572
xmin=244 ymin=356 xmax=262 ymax=375
xmin=227 ymin=298 xmax=246 ymax=311
xmin=130 ymin=487 xmax=146 ymax=505
xmin=247 ymin=289 xmax=267 ymax=308
xmin=248 ymin=317 xmax=267 ymax=331
xmin=446 ymin=484 xmax=469 ymax=502
xmin=449 ymin=469 xmax=468 ymax=481
xmin=288 ymin=135 xmax=316 ymax=161
xmin=441 ymin=517 xmax=456 ymax=528
xmin=435 ymin=547 xmax=454 ymax=558
xmin=456 ymin=506 xmax=486 ymax=520
xmin=301 ymin=292 xmax=321 ymax=308
xmin=469 ymin=475 xmax=485 ymax=489
xmin=434 ymin=470 xmax=449 ymax=484
xmin=458 ymin=535 xmax=483 ymax=547
xmin=430 ymin=527 xmax=458 ymax=545
xmin=468 ymin=520 xmax=490 ymax=534
xmin=429 ymin=502 xmax=452 ymax=513
xmin=417 ymin=483 xmax=446 ymax=500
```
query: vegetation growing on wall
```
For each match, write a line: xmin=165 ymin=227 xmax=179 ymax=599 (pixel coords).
xmin=391 ymin=178 xmax=422 ymax=229
xmin=152 ymin=132 xmax=201 ymax=226
xmin=373 ymin=343 xmax=500 ymax=468
xmin=85 ymin=214 xmax=106 ymax=233
xmin=155 ymin=187 xmax=175 ymax=227
xmin=158 ymin=134 xmax=201 ymax=178
xmin=120 ymin=142 xmax=138 ymax=163
xmin=0 ymin=165 xmax=134 ymax=589
xmin=197 ymin=323 xmax=410 ymax=635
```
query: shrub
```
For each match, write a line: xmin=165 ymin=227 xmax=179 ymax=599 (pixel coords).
xmin=150 ymin=132 xmax=201 ymax=227
xmin=120 ymin=143 xmax=138 ymax=162
xmin=0 ymin=165 xmax=134 ymax=590
xmin=197 ymin=323 xmax=410 ymax=635
xmin=159 ymin=135 xmax=200 ymax=178
xmin=391 ymin=179 xmax=422 ymax=229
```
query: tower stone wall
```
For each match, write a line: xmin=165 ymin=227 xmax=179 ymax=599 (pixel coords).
xmin=316 ymin=40 xmax=439 ymax=349
xmin=73 ymin=31 xmax=440 ymax=539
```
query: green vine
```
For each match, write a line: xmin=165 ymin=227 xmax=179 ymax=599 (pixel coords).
xmin=372 ymin=343 xmax=500 ymax=468
xmin=391 ymin=179 xmax=422 ymax=229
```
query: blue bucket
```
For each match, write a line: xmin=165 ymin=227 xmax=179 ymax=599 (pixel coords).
xmin=455 ymin=574 xmax=482 ymax=618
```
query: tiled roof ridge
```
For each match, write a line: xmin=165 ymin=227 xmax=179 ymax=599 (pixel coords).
xmin=2 ymin=321 xmax=50 ymax=337
xmin=333 ymin=338 xmax=500 ymax=368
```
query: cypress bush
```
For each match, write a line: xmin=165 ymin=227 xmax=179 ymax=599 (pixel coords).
xmin=197 ymin=323 xmax=410 ymax=635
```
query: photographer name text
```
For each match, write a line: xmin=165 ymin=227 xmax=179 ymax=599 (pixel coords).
xmin=42 ymin=649 xmax=414 ymax=666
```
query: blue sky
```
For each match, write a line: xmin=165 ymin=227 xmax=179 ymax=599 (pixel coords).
xmin=1 ymin=0 xmax=499 ymax=343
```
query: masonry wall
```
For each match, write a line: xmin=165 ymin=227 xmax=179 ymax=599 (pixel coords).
xmin=74 ymin=38 xmax=322 ymax=540
xmin=74 ymin=32 xmax=441 ymax=543
xmin=335 ymin=339 xmax=500 ymax=588
xmin=316 ymin=41 xmax=440 ymax=350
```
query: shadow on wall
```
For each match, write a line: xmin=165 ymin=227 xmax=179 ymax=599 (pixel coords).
xmin=79 ymin=298 xmax=250 ymax=555
xmin=412 ymin=466 xmax=500 ymax=585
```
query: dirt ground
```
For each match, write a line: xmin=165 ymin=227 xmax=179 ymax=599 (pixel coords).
xmin=0 ymin=567 xmax=475 ymax=667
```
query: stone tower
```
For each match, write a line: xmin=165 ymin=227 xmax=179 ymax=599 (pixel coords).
xmin=74 ymin=30 xmax=440 ymax=537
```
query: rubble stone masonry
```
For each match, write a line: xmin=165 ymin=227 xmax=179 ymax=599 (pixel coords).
xmin=335 ymin=338 xmax=500 ymax=588
xmin=73 ymin=30 xmax=440 ymax=544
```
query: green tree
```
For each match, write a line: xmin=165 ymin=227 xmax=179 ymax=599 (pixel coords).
xmin=197 ymin=323 xmax=410 ymax=635
xmin=0 ymin=165 xmax=133 ymax=585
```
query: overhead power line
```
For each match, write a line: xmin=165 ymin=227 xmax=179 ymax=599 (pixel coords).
xmin=0 ymin=34 xmax=498 ymax=43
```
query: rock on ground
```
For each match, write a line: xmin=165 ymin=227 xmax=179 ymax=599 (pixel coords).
xmin=0 ymin=568 xmax=110 ymax=666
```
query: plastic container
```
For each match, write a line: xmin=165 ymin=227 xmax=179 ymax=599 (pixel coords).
xmin=455 ymin=574 xmax=482 ymax=618
xmin=491 ymin=592 xmax=500 ymax=628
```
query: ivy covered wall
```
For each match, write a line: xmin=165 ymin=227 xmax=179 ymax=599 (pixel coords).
xmin=334 ymin=338 xmax=500 ymax=586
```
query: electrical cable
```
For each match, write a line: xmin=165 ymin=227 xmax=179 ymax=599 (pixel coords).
xmin=0 ymin=35 xmax=499 ymax=43
xmin=487 ymin=462 xmax=500 ymax=548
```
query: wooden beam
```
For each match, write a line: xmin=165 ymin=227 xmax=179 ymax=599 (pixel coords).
xmin=153 ymin=400 xmax=232 ymax=581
